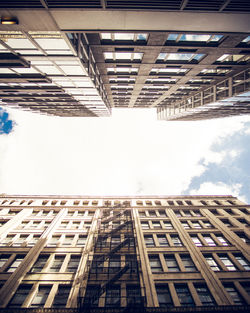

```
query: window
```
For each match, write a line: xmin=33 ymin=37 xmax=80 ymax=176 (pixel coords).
xmin=126 ymin=285 xmax=142 ymax=306
xmin=157 ymin=235 xmax=169 ymax=247
xmin=203 ymin=221 xmax=213 ymax=228
xmin=158 ymin=210 xmax=166 ymax=216
xmin=141 ymin=222 xmax=149 ymax=229
xmin=144 ymin=235 xmax=154 ymax=247
xmin=181 ymin=222 xmax=190 ymax=229
xmin=148 ymin=210 xmax=156 ymax=217
xmin=13 ymin=235 xmax=28 ymax=247
xmin=109 ymin=256 xmax=120 ymax=273
xmin=192 ymin=222 xmax=202 ymax=229
xmin=164 ymin=255 xmax=179 ymax=272
xmin=175 ymin=211 xmax=182 ymax=217
xmin=204 ymin=255 xmax=220 ymax=271
xmin=203 ymin=235 xmax=216 ymax=246
xmin=0 ymin=235 xmax=15 ymax=246
xmin=0 ymin=254 xmax=10 ymax=269
xmin=76 ymin=235 xmax=87 ymax=247
xmin=181 ymin=255 xmax=197 ymax=272
xmin=6 ymin=255 xmax=25 ymax=273
xmin=235 ymin=232 xmax=249 ymax=244
xmin=221 ymin=219 xmax=232 ymax=227
xmin=191 ymin=235 xmax=202 ymax=247
xmin=84 ymin=285 xmax=100 ymax=306
xmin=52 ymin=285 xmax=71 ymax=307
xmin=194 ymin=284 xmax=215 ymax=306
xmin=8 ymin=284 xmax=32 ymax=307
xmin=216 ymin=235 xmax=229 ymax=246
xmin=48 ymin=255 xmax=65 ymax=272
xmin=218 ymin=254 xmax=237 ymax=271
xmin=163 ymin=221 xmax=173 ymax=229
xmin=156 ymin=285 xmax=173 ymax=307
xmin=166 ymin=33 xmax=223 ymax=45
xmin=105 ymin=285 xmax=120 ymax=307
xmin=233 ymin=254 xmax=250 ymax=270
xmin=47 ymin=235 xmax=60 ymax=247
xmin=183 ymin=211 xmax=191 ymax=217
xmin=27 ymin=235 xmax=40 ymax=247
xmin=30 ymin=285 xmax=51 ymax=307
xmin=149 ymin=255 xmax=163 ymax=273
xmin=152 ymin=221 xmax=161 ymax=229
xmin=157 ymin=52 xmax=205 ymax=63
xmin=111 ymin=236 xmax=120 ymax=248
xmin=62 ymin=235 xmax=74 ymax=246
xmin=223 ymin=283 xmax=245 ymax=305
xmin=175 ymin=284 xmax=194 ymax=306
xmin=66 ymin=255 xmax=81 ymax=272
xmin=240 ymin=282 xmax=250 ymax=295
xmin=192 ymin=210 xmax=201 ymax=216
xmin=31 ymin=255 xmax=49 ymax=273
xmin=171 ymin=235 xmax=183 ymax=246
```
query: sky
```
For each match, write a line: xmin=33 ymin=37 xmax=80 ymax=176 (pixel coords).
xmin=0 ymin=106 xmax=250 ymax=203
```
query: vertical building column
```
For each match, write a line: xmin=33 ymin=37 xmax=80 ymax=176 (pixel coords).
xmin=132 ymin=207 xmax=158 ymax=307
xmin=0 ymin=208 xmax=68 ymax=308
xmin=167 ymin=209 xmax=233 ymax=305
xmin=68 ymin=208 xmax=101 ymax=307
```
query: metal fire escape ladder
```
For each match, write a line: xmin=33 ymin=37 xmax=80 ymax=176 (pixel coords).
xmin=78 ymin=203 xmax=145 ymax=312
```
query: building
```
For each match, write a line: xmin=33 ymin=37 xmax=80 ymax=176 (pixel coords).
xmin=0 ymin=1 xmax=249 ymax=119
xmin=0 ymin=194 xmax=249 ymax=312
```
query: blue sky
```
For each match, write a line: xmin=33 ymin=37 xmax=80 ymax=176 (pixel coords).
xmin=184 ymin=121 xmax=250 ymax=203
xmin=0 ymin=107 xmax=250 ymax=204
xmin=0 ymin=108 xmax=15 ymax=135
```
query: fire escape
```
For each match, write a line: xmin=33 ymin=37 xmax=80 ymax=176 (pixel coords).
xmin=78 ymin=203 xmax=145 ymax=312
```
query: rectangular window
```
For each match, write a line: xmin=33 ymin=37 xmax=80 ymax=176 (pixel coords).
xmin=0 ymin=254 xmax=10 ymax=269
xmin=47 ymin=235 xmax=60 ymax=247
xmin=6 ymin=255 xmax=25 ymax=273
xmin=223 ymin=283 xmax=245 ymax=305
xmin=233 ymin=254 xmax=250 ymax=270
xmin=156 ymin=285 xmax=173 ymax=307
xmin=219 ymin=254 xmax=237 ymax=271
xmin=76 ymin=235 xmax=87 ymax=247
xmin=126 ymin=285 xmax=142 ymax=306
xmin=175 ymin=284 xmax=194 ymax=306
xmin=216 ymin=235 xmax=229 ymax=246
xmin=192 ymin=222 xmax=202 ymax=229
xmin=240 ymin=282 xmax=250 ymax=295
xmin=149 ymin=255 xmax=163 ymax=273
xmin=52 ymin=285 xmax=71 ymax=307
xmin=181 ymin=222 xmax=190 ymax=229
xmin=158 ymin=210 xmax=166 ymax=217
xmin=7 ymin=284 xmax=32 ymax=307
xmin=194 ymin=284 xmax=215 ymax=306
xmin=181 ymin=255 xmax=197 ymax=272
xmin=105 ymin=285 xmax=120 ymax=307
xmin=191 ymin=235 xmax=202 ymax=247
xmin=204 ymin=255 xmax=220 ymax=271
xmin=171 ymin=235 xmax=183 ymax=246
xmin=163 ymin=221 xmax=173 ymax=229
xmin=109 ymin=256 xmax=120 ymax=273
xmin=164 ymin=255 xmax=179 ymax=272
xmin=148 ymin=210 xmax=156 ymax=217
xmin=27 ymin=235 xmax=40 ymax=247
xmin=203 ymin=235 xmax=216 ymax=246
xmin=192 ymin=210 xmax=201 ymax=216
xmin=157 ymin=235 xmax=169 ymax=246
xmin=31 ymin=255 xmax=49 ymax=273
xmin=66 ymin=255 xmax=81 ymax=272
xmin=141 ymin=222 xmax=149 ymax=229
xmin=62 ymin=235 xmax=74 ymax=246
xmin=152 ymin=221 xmax=161 ymax=229
xmin=48 ymin=255 xmax=65 ymax=272
xmin=30 ymin=285 xmax=51 ymax=307
xmin=144 ymin=235 xmax=154 ymax=247
xmin=236 ymin=232 xmax=250 ymax=244
xmin=203 ymin=221 xmax=213 ymax=228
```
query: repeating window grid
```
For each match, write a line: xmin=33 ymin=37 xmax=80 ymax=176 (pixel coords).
xmin=190 ymin=234 xmax=203 ymax=247
xmin=170 ymin=234 xmax=183 ymax=247
xmin=52 ymin=284 xmax=71 ymax=308
xmin=156 ymin=234 xmax=169 ymax=247
xmin=200 ymin=220 xmax=214 ymax=229
xmin=6 ymin=255 xmax=25 ymax=273
xmin=149 ymin=255 xmax=163 ymax=273
xmin=215 ymin=234 xmax=230 ymax=246
xmin=174 ymin=283 xmax=195 ymax=307
xmin=235 ymin=232 xmax=250 ymax=244
xmin=164 ymin=254 xmax=180 ymax=272
xmin=30 ymin=255 xmax=50 ymax=273
xmin=7 ymin=284 xmax=33 ymax=308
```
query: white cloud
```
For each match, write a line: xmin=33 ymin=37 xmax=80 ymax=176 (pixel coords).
xmin=189 ymin=182 xmax=247 ymax=203
xmin=0 ymin=108 xmax=250 ymax=199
